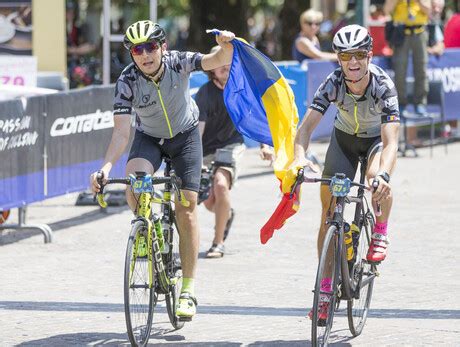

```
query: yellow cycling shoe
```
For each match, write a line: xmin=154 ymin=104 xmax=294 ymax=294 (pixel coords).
xmin=176 ymin=292 xmax=197 ymax=321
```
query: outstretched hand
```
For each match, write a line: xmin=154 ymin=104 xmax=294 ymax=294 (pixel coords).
xmin=259 ymin=145 xmax=275 ymax=164
xmin=215 ymin=30 xmax=235 ymax=45
xmin=206 ymin=29 xmax=235 ymax=45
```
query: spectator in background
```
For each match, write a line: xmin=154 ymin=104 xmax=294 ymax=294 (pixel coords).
xmin=66 ymin=1 xmax=99 ymax=88
xmin=384 ymin=0 xmax=431 ymax=116
xmin=427 ymin=0 xmax=445 ymax=56
xmin=256 ymin=17 xmax=279 ymax=60
xmin=444 ymin=11 xmax=460 ymax=48
xmin=292 ymin=9 xmax=337 ymax=63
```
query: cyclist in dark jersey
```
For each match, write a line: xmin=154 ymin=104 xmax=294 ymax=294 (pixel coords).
xmin=90 ymin=20 xmax=235 ymax=320
xmin=288 ymin=25 xmax=400 ymax=321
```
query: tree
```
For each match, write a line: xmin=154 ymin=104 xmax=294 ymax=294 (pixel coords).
xmin=187 ymin=0 xmax=249 ymax=53
xmin=279 ymin=0 xmax=310 ymax=60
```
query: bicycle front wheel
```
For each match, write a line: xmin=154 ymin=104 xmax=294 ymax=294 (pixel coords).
xmin=165 ymin=216 xmax=184 ymax=330
xmin=347 ymin=212 xmax=376 ymax=336
xmin=124 ymin=220 xmax=156 ymax=347
xmin=311 ymin=225 xmax=339 ymax=347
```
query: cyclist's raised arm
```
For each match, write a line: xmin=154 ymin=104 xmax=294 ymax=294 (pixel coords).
xmin=201 ymin=30 xmax=235 ymax=71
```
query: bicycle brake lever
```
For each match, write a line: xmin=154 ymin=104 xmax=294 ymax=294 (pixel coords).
xmin=95 ymin=170 xmax=107 ymax=208
xmin=372 ymin=179 xmax=382 ymax=216
xmin=289 ymin=167 xmax=304 ymax=198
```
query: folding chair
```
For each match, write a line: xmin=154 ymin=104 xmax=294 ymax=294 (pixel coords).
xmin=400 ymin=80 xmax=447 ymax=158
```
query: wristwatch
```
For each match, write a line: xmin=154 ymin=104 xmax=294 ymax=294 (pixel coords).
xmin=377 ymin=171 xmax=390 ymax=183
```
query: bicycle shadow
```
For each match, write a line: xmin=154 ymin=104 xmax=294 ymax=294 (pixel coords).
xmin=15 ymin=331 xmax=243 ymax=346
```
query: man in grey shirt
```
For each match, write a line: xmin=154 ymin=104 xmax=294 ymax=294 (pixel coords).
xmin=90 ymin=20 xmax=235 ymax=320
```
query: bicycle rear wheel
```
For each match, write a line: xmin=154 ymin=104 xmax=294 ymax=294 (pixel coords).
xmin=347 ymin=212 xmax=376 ymax=336
xmin=311 ymin=225 xmax=340 ymax=347
xmin=165 ymin=216 xmax=185 ymax=330
xmin=124 ymin=220 xmax=156 ymax=347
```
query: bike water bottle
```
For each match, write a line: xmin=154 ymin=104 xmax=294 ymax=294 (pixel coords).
xmin=344 ymin=223 xmax=354 ymax=261
xmin=350 ymin=222 xmax=360 ymax=258
xmin=152 ymin=213 xmax=165 ymax=252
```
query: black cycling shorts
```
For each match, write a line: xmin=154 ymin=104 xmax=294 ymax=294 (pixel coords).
xmin=128 ymin=126 xmax=202 ymax=192
xmin=322 ymin=128 xmax=382 ymax=181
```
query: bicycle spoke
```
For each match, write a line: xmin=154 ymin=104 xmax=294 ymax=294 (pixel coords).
xmin=347 ymin=215 xmax=375 ymax=336
xmin=165 ymin=218 xmax=184 ymax=330
xmin=124 ymin=222 xmax=155 ymax=346
xmin=312 ymin=225 xmax=338 ymax=346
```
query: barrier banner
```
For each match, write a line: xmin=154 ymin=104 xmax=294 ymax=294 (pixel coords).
xmin=0 ymin=96 xmax=45 ymax=209
xmin=44 ymin=86 xmax=118 ymax=197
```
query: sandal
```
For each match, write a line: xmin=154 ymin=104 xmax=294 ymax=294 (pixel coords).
xmin=206 ymin=243 xmax=225 ymax=258
xmin=223 ymin=208 xmax=235 ymax=241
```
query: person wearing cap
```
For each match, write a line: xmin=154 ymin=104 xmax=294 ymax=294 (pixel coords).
xmin=90 ymin=20 xmax=235 ymax=320
xmin=288 ymin=25 xmax=400 ymax=321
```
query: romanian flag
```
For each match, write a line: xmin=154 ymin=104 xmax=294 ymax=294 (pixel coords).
xmin=217 ymin=34 xmax=301 ymax=244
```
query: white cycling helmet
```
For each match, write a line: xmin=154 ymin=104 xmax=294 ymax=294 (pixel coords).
xmin=332 ymin=24 xmax=373 ymax=53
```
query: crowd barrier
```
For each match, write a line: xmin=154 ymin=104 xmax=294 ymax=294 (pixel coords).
xmin=1 ymin=48 xmax=459 ymax=242
xmin=0 ymin=86 xmax=127 ymax=241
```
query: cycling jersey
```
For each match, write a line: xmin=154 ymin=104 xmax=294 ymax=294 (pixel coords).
xmin=310 ymin=63 xmax=400 ymax=138
xmin=113 ymin=50 xmax=204 ymax=139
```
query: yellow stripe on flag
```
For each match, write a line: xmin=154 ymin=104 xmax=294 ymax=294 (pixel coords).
xmin=261 ymin=76 xmax=299 ymax=193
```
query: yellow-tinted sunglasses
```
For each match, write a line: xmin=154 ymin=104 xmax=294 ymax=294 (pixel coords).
xmin=338 ymin=51 xmax=369 ymax=61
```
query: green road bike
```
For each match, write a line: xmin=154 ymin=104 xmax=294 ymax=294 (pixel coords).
xmin=96 ymin=158 xmax=189 ymax=347
xmin=292 ymin=156 xmax=380 ymax=346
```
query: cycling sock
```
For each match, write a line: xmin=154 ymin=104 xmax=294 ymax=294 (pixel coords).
xmin=374 ymin=221 xmax=388 ymax=236
xmin=320 ymin=278 xmax=332 ymax=293
xmin=181 ymin=278 xmax=195 ymax=296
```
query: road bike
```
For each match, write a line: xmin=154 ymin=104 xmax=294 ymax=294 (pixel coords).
xmin=96 ymin=158 xmax=189 ymax=347
xmin=292 ymin=156 xmax=380 ymax=346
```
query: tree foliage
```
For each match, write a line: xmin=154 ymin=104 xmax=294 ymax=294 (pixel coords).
xmin=279 ymin=0 xmax=310 ymax=59
xmin=187 ymin=0 xmax=250 ymax=53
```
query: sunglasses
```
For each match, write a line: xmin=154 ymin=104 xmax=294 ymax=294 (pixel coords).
xmin=131 ymin=41 xmax=159 ymax=56
xmin=338 ymin=51 xmax=369 ymax=61
xmin=304 ymin=21 xmax=321 ymax=26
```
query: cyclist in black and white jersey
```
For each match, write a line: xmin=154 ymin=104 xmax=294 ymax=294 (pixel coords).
xmin=90 ymin=20 xmax=235 ymax=320
xmin=288 ymin=25 xmax=400 ymax=320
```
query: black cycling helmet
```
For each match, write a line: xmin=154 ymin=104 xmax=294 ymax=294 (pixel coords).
xmin=332 ymin=24 xmax=373 ymax=53
xmin=123 ymin=20 xmax=166 ymax=51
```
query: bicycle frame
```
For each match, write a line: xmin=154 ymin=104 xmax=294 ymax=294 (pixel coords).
xmin=96 ymin=163 xmax=189 ymax=293
xmin=295 ymin=157 xmax=377 ymax=301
